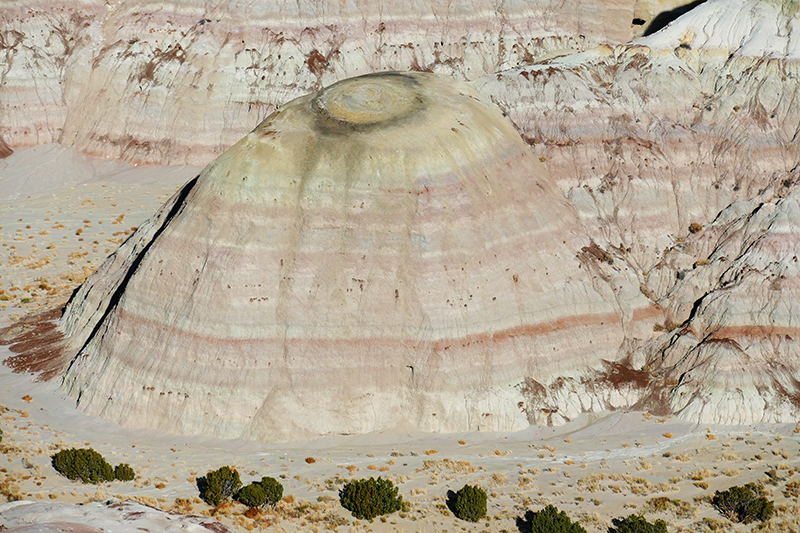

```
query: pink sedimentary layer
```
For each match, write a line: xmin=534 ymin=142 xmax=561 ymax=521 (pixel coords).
xmin=476 ymin=46 xmax=800 ymax=423
xmin=54 ymin=73 xmax=663 ymax=441
xmin=1 ymin=0 xmax=639 ymax=166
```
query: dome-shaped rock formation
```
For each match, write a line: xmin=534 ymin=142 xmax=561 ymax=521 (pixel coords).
xmin=40 ymin=72 xmax=640 ymax=442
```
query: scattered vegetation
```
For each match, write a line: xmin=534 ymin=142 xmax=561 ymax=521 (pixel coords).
xmin=198 ymin=466 xmax=242 ymax=506
xmin=452 ymin=484 xmax=487 ymax=522
xmin=517 ymin=504 xmax=587 ymax=533
xmin=609 ymin=514 xmax=667 ymax=533
xmin=711 ymin=483 xmax=774 ymax=523
xmin=340 ymin=477 xmax=402 ymax=520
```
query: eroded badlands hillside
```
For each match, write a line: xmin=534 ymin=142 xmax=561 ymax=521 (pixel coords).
xmin=3 ymin=0 xmax=800 ymax=442
xmin=2 ymin=0 xmax=681 ymax=165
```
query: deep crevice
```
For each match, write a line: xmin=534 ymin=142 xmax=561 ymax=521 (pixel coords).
xmin=67 ymin=175 xmax=200 ymax=369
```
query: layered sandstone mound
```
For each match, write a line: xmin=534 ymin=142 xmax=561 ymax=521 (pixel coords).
xmin=47 ymin=72 xmax=647 ymax=442
xmin=475 ymin=0 xmax=800 ymax=424
xmin=1 ymin=0 xmax=646 ymax=166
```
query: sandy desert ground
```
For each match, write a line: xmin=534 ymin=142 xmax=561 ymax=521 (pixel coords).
xmin=2 ymin=346 xmax=800 ymax=532
xmin=2 ymin=145 xmax=800 ymax=533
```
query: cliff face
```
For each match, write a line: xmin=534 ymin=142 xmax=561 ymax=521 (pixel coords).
xmin=1 ymin=0 xmax=641 ymax=166
xmin=476 ymin=0 xmax=800 ymax=424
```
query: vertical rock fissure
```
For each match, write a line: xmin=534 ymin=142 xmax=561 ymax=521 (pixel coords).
xmin=64 ymin=176 xmax=200 ymax=375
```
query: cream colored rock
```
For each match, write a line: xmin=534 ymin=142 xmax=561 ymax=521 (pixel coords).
xmin=475 ymin=0 xmax=800 ymax=424
xmin=633 ymin=183 xmax=800 ymax=424
xmin=637 ymin=0 xmax=800 ymax=58
xmin=0 ymin=499 xmax=232 ymax=532
xmin=1 ymin=0 xmax=639 ymax=166
xmin=54 ymin=72 xmax=635 ymax=442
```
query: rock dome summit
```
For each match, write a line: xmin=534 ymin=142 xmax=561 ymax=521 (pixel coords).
xmin=18 ymin=71 xmax=635 ymax=443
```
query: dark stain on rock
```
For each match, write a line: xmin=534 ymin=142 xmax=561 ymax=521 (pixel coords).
xmin=307 ymin=49 xmax=329 ymax=77
xmin=0 ymin=306 xmax=68 ymax=381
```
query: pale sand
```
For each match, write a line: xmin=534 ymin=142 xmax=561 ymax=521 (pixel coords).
xmin=2 ymin=146 xmax=800 ymax=532
xmin=2 ymin=357 xmax=800 ymax=532
xmin=0 ymin=144 xmax=200 ymax=325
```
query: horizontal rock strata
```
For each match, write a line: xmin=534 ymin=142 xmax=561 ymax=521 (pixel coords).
xmin=475 ymin=0 xmax=800 ymax=424
xmin=1 ymin=0 xmax=643 ymax=166
xmin=47 ymin=72 xmax=657 ymax=442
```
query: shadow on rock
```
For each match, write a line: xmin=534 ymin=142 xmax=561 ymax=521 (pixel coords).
xmin=644 ymin=0 xmax=708 ymax=36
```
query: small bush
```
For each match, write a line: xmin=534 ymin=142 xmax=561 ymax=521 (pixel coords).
xmin=198 ymin=466 xmax=242 ymax=506
xmin=259 ymin=476 xmax=283 ymax=505
xmin=688 ymin=222 xmax=703 ymax=234
xmin=340 ymin=477 xmax=402 ymax=520
xmin=711 ymin=483 xmax=774 ymax=523
xmin=609 ymin=514 xmax=667 ymax=533
xmin=114 ymin=463 xmax=135 ymax=481
xmin=52 ymin=448 xmax=114 ymax=484
xmin=518 ymin=505 xmax=586 ymax=533
xmin=237 ymin=482 xmax=268 ymax=508
xmin=453 ymin=484 xmax=487 ymax=522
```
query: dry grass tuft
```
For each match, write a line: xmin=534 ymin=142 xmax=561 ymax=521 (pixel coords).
xmin=642 ymin=496 xmax=696 ymax=518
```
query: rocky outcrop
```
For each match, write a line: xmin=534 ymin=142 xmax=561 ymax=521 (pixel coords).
xmin=0 ymin=0 xmax=644 ymax=166
xmin=632 ymin=179 xmax=800 ymax=424
xmin=49 ymin=72 xmax=658 ymax=442
xmin=6 ymin=0 xmax=800 ymax=436
xmin=0 ymin=498 xmax=231 ymax=533
xmin=475 ymin=0 xmax=800 ymax=424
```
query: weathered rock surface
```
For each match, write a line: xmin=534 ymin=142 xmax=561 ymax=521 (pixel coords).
xmin=1 ymin=0 xmax=644 ymax=166
xmin=637 ymin=0 xmax=800 ymax=58
xmin=41 ymin=71 xmax=662 ymax=442
xmin=0 ymin=499 xmax=231 ymax=533
xmin=476 ymin=0 xmax=800 ymax=424
xmin=5 ymin=0 xmax=800 ymax=436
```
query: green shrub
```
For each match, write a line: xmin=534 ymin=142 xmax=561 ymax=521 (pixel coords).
xmin=711 ymin=483 xmax=774 ymax=523
xmin=453 ymin=484 xmax=487 ymax=522
xmin=52 ymin=448 xmax=114 ymax=484
xmin=114 ymin=463 xmax=136 ymax=481
xmin=609 ymin=514 xmax=667 ymax=533
xmin=340 ymin=477 xmax=403 ymax=520
xmin=237 ymin=483 xmax=268 ymax=508
xmin=198 ymin=466 xmax=242 ymax=506
xmin=259 ymin=476 xmax=283 ymax=505
xmin=518 ymin=505 xmax=586 ymax=533
xmin=236 ymin=477 xmax=283 ymax=508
